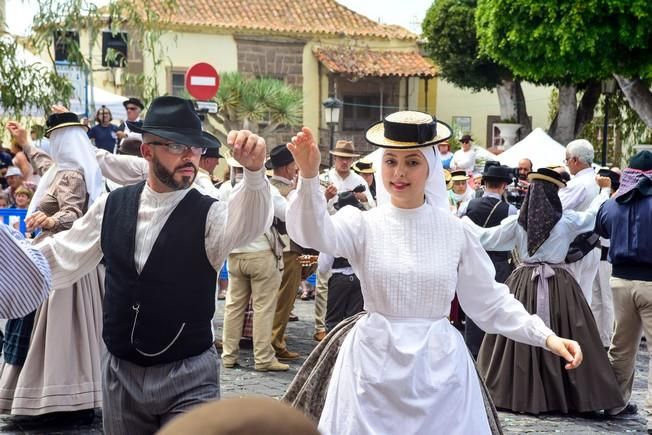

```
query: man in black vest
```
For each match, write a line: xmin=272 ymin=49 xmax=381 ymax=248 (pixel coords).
xmin=29 ymin=96 xmax=272 ymax=434
xmin=461 ymin=164 xmax=517 ymax=358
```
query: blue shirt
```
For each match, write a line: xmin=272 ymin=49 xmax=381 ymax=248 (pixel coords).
xmin=596 ymin=196 xmax=652 ymax=281
xmin=88 ymin=124 xmax=119 ymax=153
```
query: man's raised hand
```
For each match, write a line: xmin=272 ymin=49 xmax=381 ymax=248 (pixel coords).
xmin=287 ymin=127 xmax=320 ymax=178
xmin=227 ymin=130 xmax=266 ymax=172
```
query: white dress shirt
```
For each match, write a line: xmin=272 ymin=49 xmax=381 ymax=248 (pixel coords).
xmin=559 ymin=167 xmax=599 ymax=211
xmin=326 ymin=168 xmax=375 ymax=213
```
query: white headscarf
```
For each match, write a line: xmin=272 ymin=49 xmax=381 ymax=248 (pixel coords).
xmin=371 ymin=145 xmax=449 ymax=212
xmin=28 ymin=126 xmax=104 ymax=216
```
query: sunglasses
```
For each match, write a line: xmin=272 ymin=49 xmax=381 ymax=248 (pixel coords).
xmin=148 ymin=141 xmax=207 ymax=156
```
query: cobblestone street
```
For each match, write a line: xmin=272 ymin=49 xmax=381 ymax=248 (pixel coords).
xmin=0 ymin=299 xmax=648 ymax=433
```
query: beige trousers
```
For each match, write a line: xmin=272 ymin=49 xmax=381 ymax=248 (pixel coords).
xmin=271 ymin=252 xmax=302 ymax=352
xmin=222 ymin=251 xmax=282 ymax=366
xmin=608 ymin=276 xmax=652 ymax=420
xmin=314 ymin=270 xmax=331 ymax=334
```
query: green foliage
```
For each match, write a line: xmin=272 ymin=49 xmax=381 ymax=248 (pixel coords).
xmin=422 ymin=0 xmax=510 ymax=92
xmin=215 ymin=72 xmax=303 ymax=135
xmin=25 ymin=0 xmax=176 ymax=108
xmin=476 ymin=0 xmax=652 ymax=84
xmin=0 ymin=37 xmax=74 ymax=118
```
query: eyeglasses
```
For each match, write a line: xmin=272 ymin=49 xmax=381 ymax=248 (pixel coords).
xmin=126 ymin=106 xmax=139 ymax=111
xmin=148 ymin=141 xmax=207 ymax=155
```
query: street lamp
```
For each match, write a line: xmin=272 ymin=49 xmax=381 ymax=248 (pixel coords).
xmin=601 ymin=78 xmax=617 ymax=166
xmin=323 ymin=96 xmax=343 ymax=167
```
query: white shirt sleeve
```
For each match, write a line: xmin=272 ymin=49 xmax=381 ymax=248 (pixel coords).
xmin=317 ymin=252 xmax=333 ymax=274
xmin=456 ymin=226 xmax=554 ymax=348
xmin=204 ymin=168 xmax=273 ymax=270
xmin=558 ymin=183 xmax=587 ymax=211
xmin=95 ymin=148 xmax=148 ymax=185
xmin=286 ymin=175 xmax=363 ymax=259
xmin=36 ymin=194 xmax=107 ymax=289
xmin=271 ymin=184 xmax=288 ymax=220
xmin=564 ymin=188 xmax=611 ymax=234
xmin=461 ymin=214 xmax=520 ymax=252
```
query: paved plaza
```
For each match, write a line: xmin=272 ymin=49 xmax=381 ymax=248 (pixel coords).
xmin=0 ymin=299 xmax=647 ymax=433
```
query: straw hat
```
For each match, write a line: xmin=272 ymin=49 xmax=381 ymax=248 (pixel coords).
xmin=450 ymin=170 xmax=470 ymax=182
xmin=352 ymin=159 xmax=375 ymax=174
xmin=528 ymin=167 xmax=567 ymax=188
xmin=329 ymin=140 xmax=360 ymax=158
xmin=365 ymin=111 xmax=452 ymax=149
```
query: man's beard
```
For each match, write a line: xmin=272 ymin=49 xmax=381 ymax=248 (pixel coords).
xmin=152 ymin=155 xmax=197 ymax=190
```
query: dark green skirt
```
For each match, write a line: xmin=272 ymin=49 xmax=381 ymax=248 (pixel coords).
xmin=478 ymin=265 xmax=625 ymax=414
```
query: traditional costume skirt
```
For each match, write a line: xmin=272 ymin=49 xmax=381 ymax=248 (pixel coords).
xmin=477 ymin=263 xmax=624 ymax=414
xmin=284 ymin=312 xmax=503 ymax=435
xmin=0 ymin=266 xmax=105 ymax=415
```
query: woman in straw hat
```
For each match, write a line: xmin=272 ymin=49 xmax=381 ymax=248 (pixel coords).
xmin=463 ymin=168 xmax=624 ymax=415
xmin=1 ymin=114 xmax=104 ymax=424
xmin=284 ymin=111 xmax=582 ymax=434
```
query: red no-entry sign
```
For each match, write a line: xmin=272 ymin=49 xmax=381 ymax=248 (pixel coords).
xmin=185 ymin=63 xmax=220 ymax=100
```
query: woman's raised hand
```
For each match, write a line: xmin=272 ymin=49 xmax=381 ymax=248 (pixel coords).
xmin=287 ymin=127 xmax=320 ymax=178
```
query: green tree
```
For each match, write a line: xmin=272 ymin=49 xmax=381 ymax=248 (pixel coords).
xmin=213 ymin=72 xmax=303 ymax=136
xmin=476 ymin=0 xmax=652 ymax=142
xmin=422 ymin=0 xmax=531 ymax=135
xmin=0 ymin=36 xmax=74 ymax=119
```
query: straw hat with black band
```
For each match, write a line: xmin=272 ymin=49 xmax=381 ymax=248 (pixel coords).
xmin=363 ymin=111 xmax=452 ymax=211
xmin=45 ymin=112 xmax=88 ymax=138
xmin=450 ymin=170 xmax=470 ymax=182
xmin=527 ymin=167 xmax=567 ymax=188
xmin=352 ymin=159 xmax=375 ymax=174
xmin=127 ymin=96 xmax=221 ymax=149
xmin=365 ymin=111 xmax=452 ymax=149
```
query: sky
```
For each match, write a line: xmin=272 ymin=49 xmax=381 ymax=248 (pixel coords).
xmin=6 ymin=0 xmax=433 ymax=36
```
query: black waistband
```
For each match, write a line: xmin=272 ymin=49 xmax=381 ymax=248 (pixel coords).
xmin=612 ymin=263 xmax=652 ymax=282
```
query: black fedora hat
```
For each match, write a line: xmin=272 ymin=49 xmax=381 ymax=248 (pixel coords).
xmin=45 ymin=112 xmax=88 ymax=137
xmin=123 ymin=97 xmax=144 ymax=110
xmin=528 ymin=167 xmax=566 ymax=188
xmin=334 ymin=191 xmax=364 ymax=211
xmin=203 ymin=147 xmax=223 ymax=159
xmin=127 ymin=96 xmax=221 ymax=149
xmin=265 ymin=144 xmax=294 ymax=170
xmin=483 ymin=165 xmax=514 ymax=183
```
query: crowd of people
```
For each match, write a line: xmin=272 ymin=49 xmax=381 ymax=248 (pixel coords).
xmin=0 ymin=95 xmax=651 ymax=434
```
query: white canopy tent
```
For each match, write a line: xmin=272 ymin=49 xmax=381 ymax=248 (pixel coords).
xmin=496 ymin=128 xmax=566 ymax=169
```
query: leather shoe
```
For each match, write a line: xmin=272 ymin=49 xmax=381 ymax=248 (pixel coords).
xmin=606 ymin=403 xmax=638 ymax=416
xmin=313 ymin=331 xmax=327 ymax=342
xmin=223 ymin=360 xmax=238 ymax=368
xmin=276 ymin=349 xmax=300 ymax=360
xmin=288 ymin=312 xmax=299 ymax=322
xmin=255 ymin=360 xmax=289 ymax=372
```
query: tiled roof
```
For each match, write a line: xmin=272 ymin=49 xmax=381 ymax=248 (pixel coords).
xmin=147 ymin=0 xmax=417 ymax=40
xmin=314 ymin=47 xmax=437 ymax=78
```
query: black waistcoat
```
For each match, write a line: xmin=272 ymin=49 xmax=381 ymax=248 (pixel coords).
xmin=101 ymin=181 xmax=217 ymax=366
xmin=466 ymin=196 xmax=511 ymax=262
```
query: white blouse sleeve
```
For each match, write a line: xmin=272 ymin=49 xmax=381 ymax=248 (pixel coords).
xmin=204 ymin=168 xmax=272 ymax=270
xmin=565 ymin=188 xmax=611 ymax=234
xmin=461 ymin=214 xmax=519 ymax=252
xmin=286 ymin=175 xmax=363 ymax=260
xmin=95 ymin=148 xmax=148 ymax=185
xmin=456 ymin=226 xmax=554 ymax=348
